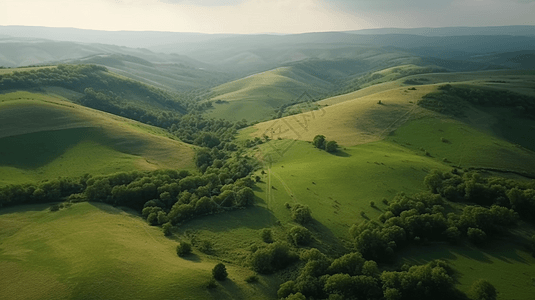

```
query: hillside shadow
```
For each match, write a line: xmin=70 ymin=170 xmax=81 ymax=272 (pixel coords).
xmin=0 ymin=127 xmax=100 ymax=169
xmin=178 ymin=206 xmax=278 ymax=233
xmin=307 ymin=218 xmax=348 ymax=255
xmin=182 ymin=253 xmax=202 ymax=263
xmin=399 ymin=237 xmax=532 ymax=266
xmin=332 ymin=150 xmax=351 ymax=157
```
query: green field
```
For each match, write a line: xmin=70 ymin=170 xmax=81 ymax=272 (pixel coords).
xmin=244 ymin=140 xmax=449 ymax=240
xmin=0 ymin=92 xmax=195 ymax=185
xmin=205 ymin=67 xmax=332 ymax=122
xmin=400 ymin=239 xmax=535 ymax=300
xmin=0 ymin=202 xmax=278 ymax=300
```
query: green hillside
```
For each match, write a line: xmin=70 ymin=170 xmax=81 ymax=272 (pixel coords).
xmin=205 ymin=67 xmax=333 ymax=122
xmin=0 ymin=202 xmax=277 ymax=300
xmin=0 ymin=91 xmax=195 ymax=185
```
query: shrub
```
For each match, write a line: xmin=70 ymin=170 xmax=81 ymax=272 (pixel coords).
xmin=467 ymin=228 xmax=487 ymax=245
xmin=289 ymin=226 xmax=312 ymax=246
xmin=198 ymin=240 xmax=213 ymax=254
xmin=245 ymin=274 xmax=259 ymax=283
xmin=261 ymin=228 xmax=274 ymax=243
xmin=468 ymin=279 xmax=497 ymax=300
xmin=49 ymin=204 xmax=61 ymax=212
xmin=212 ymin=263 xmax=228 ymax=281
xmin=326 ymin=141 xmax=338 ymax=153
xmin=291 ymin=204 xmax=312 ymax=224
xmin=206 ymin=278 xmax=217 ymax=289
xmin=370 ymin=201 xmax=376 ymax=208
xmin=176 ymin=242 xmax=192 ymax=257
xmin=250 ymin=242 xmax=298 ymax=274
xmin=313 ymin=135 xmax=326 ymax=150
xmin=162 ymin=222 xmax=173 ymax=236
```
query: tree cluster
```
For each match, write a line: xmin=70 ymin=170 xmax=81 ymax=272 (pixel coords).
xmin=418 ymin=85 xmax=535 ymax=117
xmin=312 ymin=135 xmax=338 ymax=153
xmin=425 ymin=169 xmax=535 ymax=219
xmin=278 ymin=248 xmax=460 ymax=300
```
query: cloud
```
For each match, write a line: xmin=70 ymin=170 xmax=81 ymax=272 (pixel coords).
xmin=0 ymin=0 xmax=370 ymax=33
xmin=0 ymin=0 xmax=533 ymax=33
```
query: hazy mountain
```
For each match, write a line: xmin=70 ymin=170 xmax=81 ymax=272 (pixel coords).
xmin=346 ymin=25 xmax=535 ymax=37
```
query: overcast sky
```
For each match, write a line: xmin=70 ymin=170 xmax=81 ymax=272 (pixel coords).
xmin=1 ymin=0 xmax=534 ymax=33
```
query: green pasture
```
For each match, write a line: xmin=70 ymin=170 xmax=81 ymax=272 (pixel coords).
xmin=0 ymin=202 xmax=277 ymax=300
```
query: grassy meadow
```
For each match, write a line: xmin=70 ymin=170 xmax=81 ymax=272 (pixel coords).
xmin=0 ymin=202 xmax=278 ymax=300
xmin=205 ymin=67 xmax=332 ymax=122
xmin=0 ymin=91 xmax=195 ymax=185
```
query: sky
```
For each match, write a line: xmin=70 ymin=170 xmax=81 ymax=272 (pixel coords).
xmin=1 ymin=0 xmax=534 ymax=34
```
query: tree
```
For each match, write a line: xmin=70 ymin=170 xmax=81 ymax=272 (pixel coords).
xmin=291 ymin=204 xmax=312 ymax=224
xmin=325 ymin=140 xmax=338 ymax=153
xmin=261 ymin=228 xmax=274 ymax=243
xmin=467 ymin=227 xmax=487 ymax=245
xmin=313 ymin=135 xmax=326 ymax=150
xmin=176 ymin=242 xmax=192 ymax=257
xmin=289 ymin=226 xmax=312 ymax=246
xmin=212 ymin=263 xmax=228 ymax=280
xmin=468 ymin=279 xmax=497 ymax=300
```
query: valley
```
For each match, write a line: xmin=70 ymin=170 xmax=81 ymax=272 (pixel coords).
xmin=1 ymin=25 xmax=535 ymax=300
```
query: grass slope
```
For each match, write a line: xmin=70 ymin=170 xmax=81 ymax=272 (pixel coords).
xmin=245 ymin=140 xmax=449 ymax=241
xmin=249 ymin=85 xmax=436 ymax=146
xmin=0 ymin=202 xmax=277 ymax=300
xmin=0 ymin=91 xmax=195 ymax=185
xmin=400 ymin=238 xmax=535 ymax=300
xmin=205 ymin=67 xmax=333 ymax=122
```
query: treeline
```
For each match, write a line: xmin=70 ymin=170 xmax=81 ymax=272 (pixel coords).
xmin=272 ymin=169 xmax=524 ymax=299
xmin=0 ymin=64 xmax=246 ymax=145
xmin=418 ymin=84 xmax=535 ymax=117
xmin=348 ymin=169 xmax=532 ymax=263
xmin=425 ymin=169 xmax=535 ymax=218
xmin=277 ymin=249 xmax=463 ymax=300
xmin=0 ymin=153 xmax=257 ymax=228
xmin=351 ymin=191 xmax=518 ymax=262
xmin=169 ymin=114 xmax=247 ymax=149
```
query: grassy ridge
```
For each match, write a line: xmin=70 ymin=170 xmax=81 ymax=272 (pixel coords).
xmin=205 ymin=67 xmax=333 ymax=122
xmin=0 ymin=202 xmax=277 ymax=300
xmin=0 ymin=92 xmax=195 ymax=185
xmin=249 ymin=85 xmax=436 ymax=146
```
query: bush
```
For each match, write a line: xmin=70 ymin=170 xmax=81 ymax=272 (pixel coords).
xmin=212 ymin=263 xmax=228 ymax=280
xmin=249 ymin=242 xmax=298 ymax=274
xmin=197 ymin=240 xmax=213 ymax=254
xmin=291 ymin=204 xmax=312 ymax=224
xmin=176 ymin=242 xmax=192 ymax=257
xmin=326 ymin=141 xmax=338 ymax=153
xmin=289 ymin=226 xmax=312 ymax=246
xmin=162 ymin=222 xmax=173 ymax=236
xmin=467 ymin=228 xmax=487 ymax=245
xmin=261 ymin=228 xmax=274 ymax=243
xmin=245 ymin=274 xmax=259 ymax=283
xmin=206 ymin=278 xmax=218 ymax=289
xmin=468 ymin=279 xmax=497 ymax=300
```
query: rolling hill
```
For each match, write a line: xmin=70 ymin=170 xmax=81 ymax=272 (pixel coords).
xmin=0 ymin=91 xmax=195 ymax=185
xmin=0 ymin=202 xmax=277 ymax=300
xmin=204 ymin=66 xmax=334 ymax=122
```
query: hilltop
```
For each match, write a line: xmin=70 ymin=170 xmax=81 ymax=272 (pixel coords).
xmin=0 ymin=91 xmax=195 ymax=185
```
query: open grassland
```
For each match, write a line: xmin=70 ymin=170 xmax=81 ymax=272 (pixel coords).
xmin=318 ymin=69 xmax=535 ymax=108
xmin=244 ymin=140 xmax=450 ymax=241
xmin=385 ymin=117 xmax=535 ymax=175
xmin=205 ymin=67 xmax=332 ymax=122
xmin=248 ymin=85 xmax=438 ymax=146
xmin=400 ymin=237 xmax=535 ymax=300
xmin=0 ymin=92 xmax=195 ymax=185
xmin=0 ymin=202 xmax=277 ymax=300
